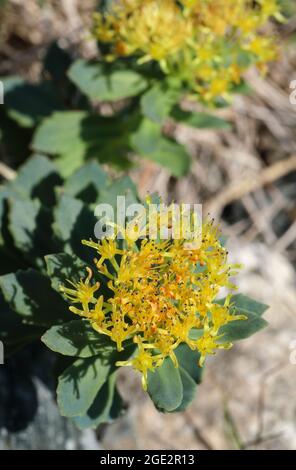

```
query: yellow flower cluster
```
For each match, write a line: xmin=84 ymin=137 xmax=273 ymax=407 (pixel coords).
xmin=93 ymin=0 xmax=282 ymax=101
xmin=61 ymin=203 xmax=245 ymax=389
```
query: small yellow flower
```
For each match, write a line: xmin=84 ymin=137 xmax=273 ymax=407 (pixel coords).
xmin=195 ymin=330 xmax=232 ymax=367
xmin=60 ymin=267 xmax=99 ymax=313
xmin=82 ymin=238 xmax=123 ymax=268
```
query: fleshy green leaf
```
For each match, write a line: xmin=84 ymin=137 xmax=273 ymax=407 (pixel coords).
xmin=72 ymin=373 xmax=123 ymax=429
xmin=68 ymin=60 xmax=148 ymax=101
xmin=188 ymin=328 xmax=204 ymax=341
xmin=0 ymin=293 xmax=44 ymax=348
xmin=232 ymin=80 xmax=252 ymax=96
xmin=45 ymin=253 xmax=87 ymax=293
xmin=147 ymin=344 xmax=203 ymax=413
xmin=57 ymin=355 xmax=113 ymax=417
xmin=45 ymin=251 xmax=111 ymax=304
xmin=175 ymin=343 xmax=203 ymax=385
xmin=131 ymin=118 xmax=191 ymax=176
xmin=219 ymin=312 xmax=268 ymax=342
xmin=0 ymin=187 xmax=17 ymax=248
xmin=172 ymin=343 xmax=203 ymax=412
xmin=32 ymin=111 xmax=88 ymax=164
xmin=174 ymin=368 xmax=197 ymax=412
xmin=8 ymin=198 xmax=56 ymax=266
xmin=1 ymin=76 xmax=62 ymax=128
xmin=0 ymin=269 xmax=70 ymax=326
xmin=130 ymin=118 xmax=164 ymax=155
xmin=217 ymin=295 xmax=269 ymax=342
xmin=53 ymin=194 xmax=96 ymax=262
xmin=97 ymin=175 xmax=138 ymax=209
xmin=141 ymin=84 xmax=180 ymax=124
xmin=230 ymin=294 xmax=269 ymax=317
xmin=147 ymin=357 xmax=183 ymax=412
xmin=42 ymin=320 xmax=116 ymax=358
xmin=32 ymin=111 xmax=132 ymax=176
xmin=171 ymin=107 xmax=231 ymax=130
xmin=9 ymin=154 xmax=62 ymax=206
xmin=63 ymin=161 xmax=109 ymax=204
xmin=0 ymin=101 xmax=32 ymax=162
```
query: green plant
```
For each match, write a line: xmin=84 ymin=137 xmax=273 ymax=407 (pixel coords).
xmin=1 ymin=0 xmax=283 ymax=178
xmin=0 ymin=155 xmax=269 ymax=428
xmin=0 ymin=44 xmax=229 ymax=178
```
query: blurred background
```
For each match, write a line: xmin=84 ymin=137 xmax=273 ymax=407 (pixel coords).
xmin=0 ymin=0 xmax=296 ymax=450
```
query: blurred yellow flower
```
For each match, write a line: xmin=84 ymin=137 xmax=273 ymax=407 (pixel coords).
xmin=93 ymin=0 xmax=281 ymax=102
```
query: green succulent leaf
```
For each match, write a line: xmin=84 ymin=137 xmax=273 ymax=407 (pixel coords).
xmin=217 ymin=294 xmax=269 ymax=342
xmin=57 ymin=355 xmax=113 ymax=418
xmin=147 ymin=343 xmax=203 ymax=413
xmin=68 ymin=60 xmax=148 ymax=101
xmin=32 ymin=111 xmax=89 ymax=174
xmin=42 ymin=320 xmax=116 ymax=358
xmin=0 ymin=293 xmax=44 ymax=348
xmin=147 ymin=357 xmax=183 ymax=412
xmin=175 ymin=343 xmax=203 ymax=385
xmin=63 ymin=161 xmax=109 ymax=204
xmin=141 ymin=84 xmax=180 ymax=124
xmin=72 ymin=373 xmax=124 ymax=429
xmin=131 ymin=118 xmax=191 ymax=176
xmin=171 ymin=107 xmax=231 ymax=130
xmin=9 ymin=154 xmax=63 ymax=206
xmin=97 ymin=175 xmax=139 ymax=209
xmin=8 ymin=198 xmax=56 ymax=266
xmin=0 ymin=187 xmax=17 ymax=248
xmin=45 ymin=253 xmax=87 ymax=293
xmin=219 ymin=313 xmax=268 ymax=342
xmin=174 ymin=368 xmax=197 ymax=412
xmin=32 ymin=111 xmax=132 ymax=176
xmin=53 ymin=194 xmax=96 ymax=262
xmin=0 ymin=76 xmax=62 ymax=128
xmin=173 ymin=344 xmax=202 ymax=412
xmin=230 ymin=294 xmax=269 ymax=317
xmin=0 ymin=269 xmax=70 ymax=326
